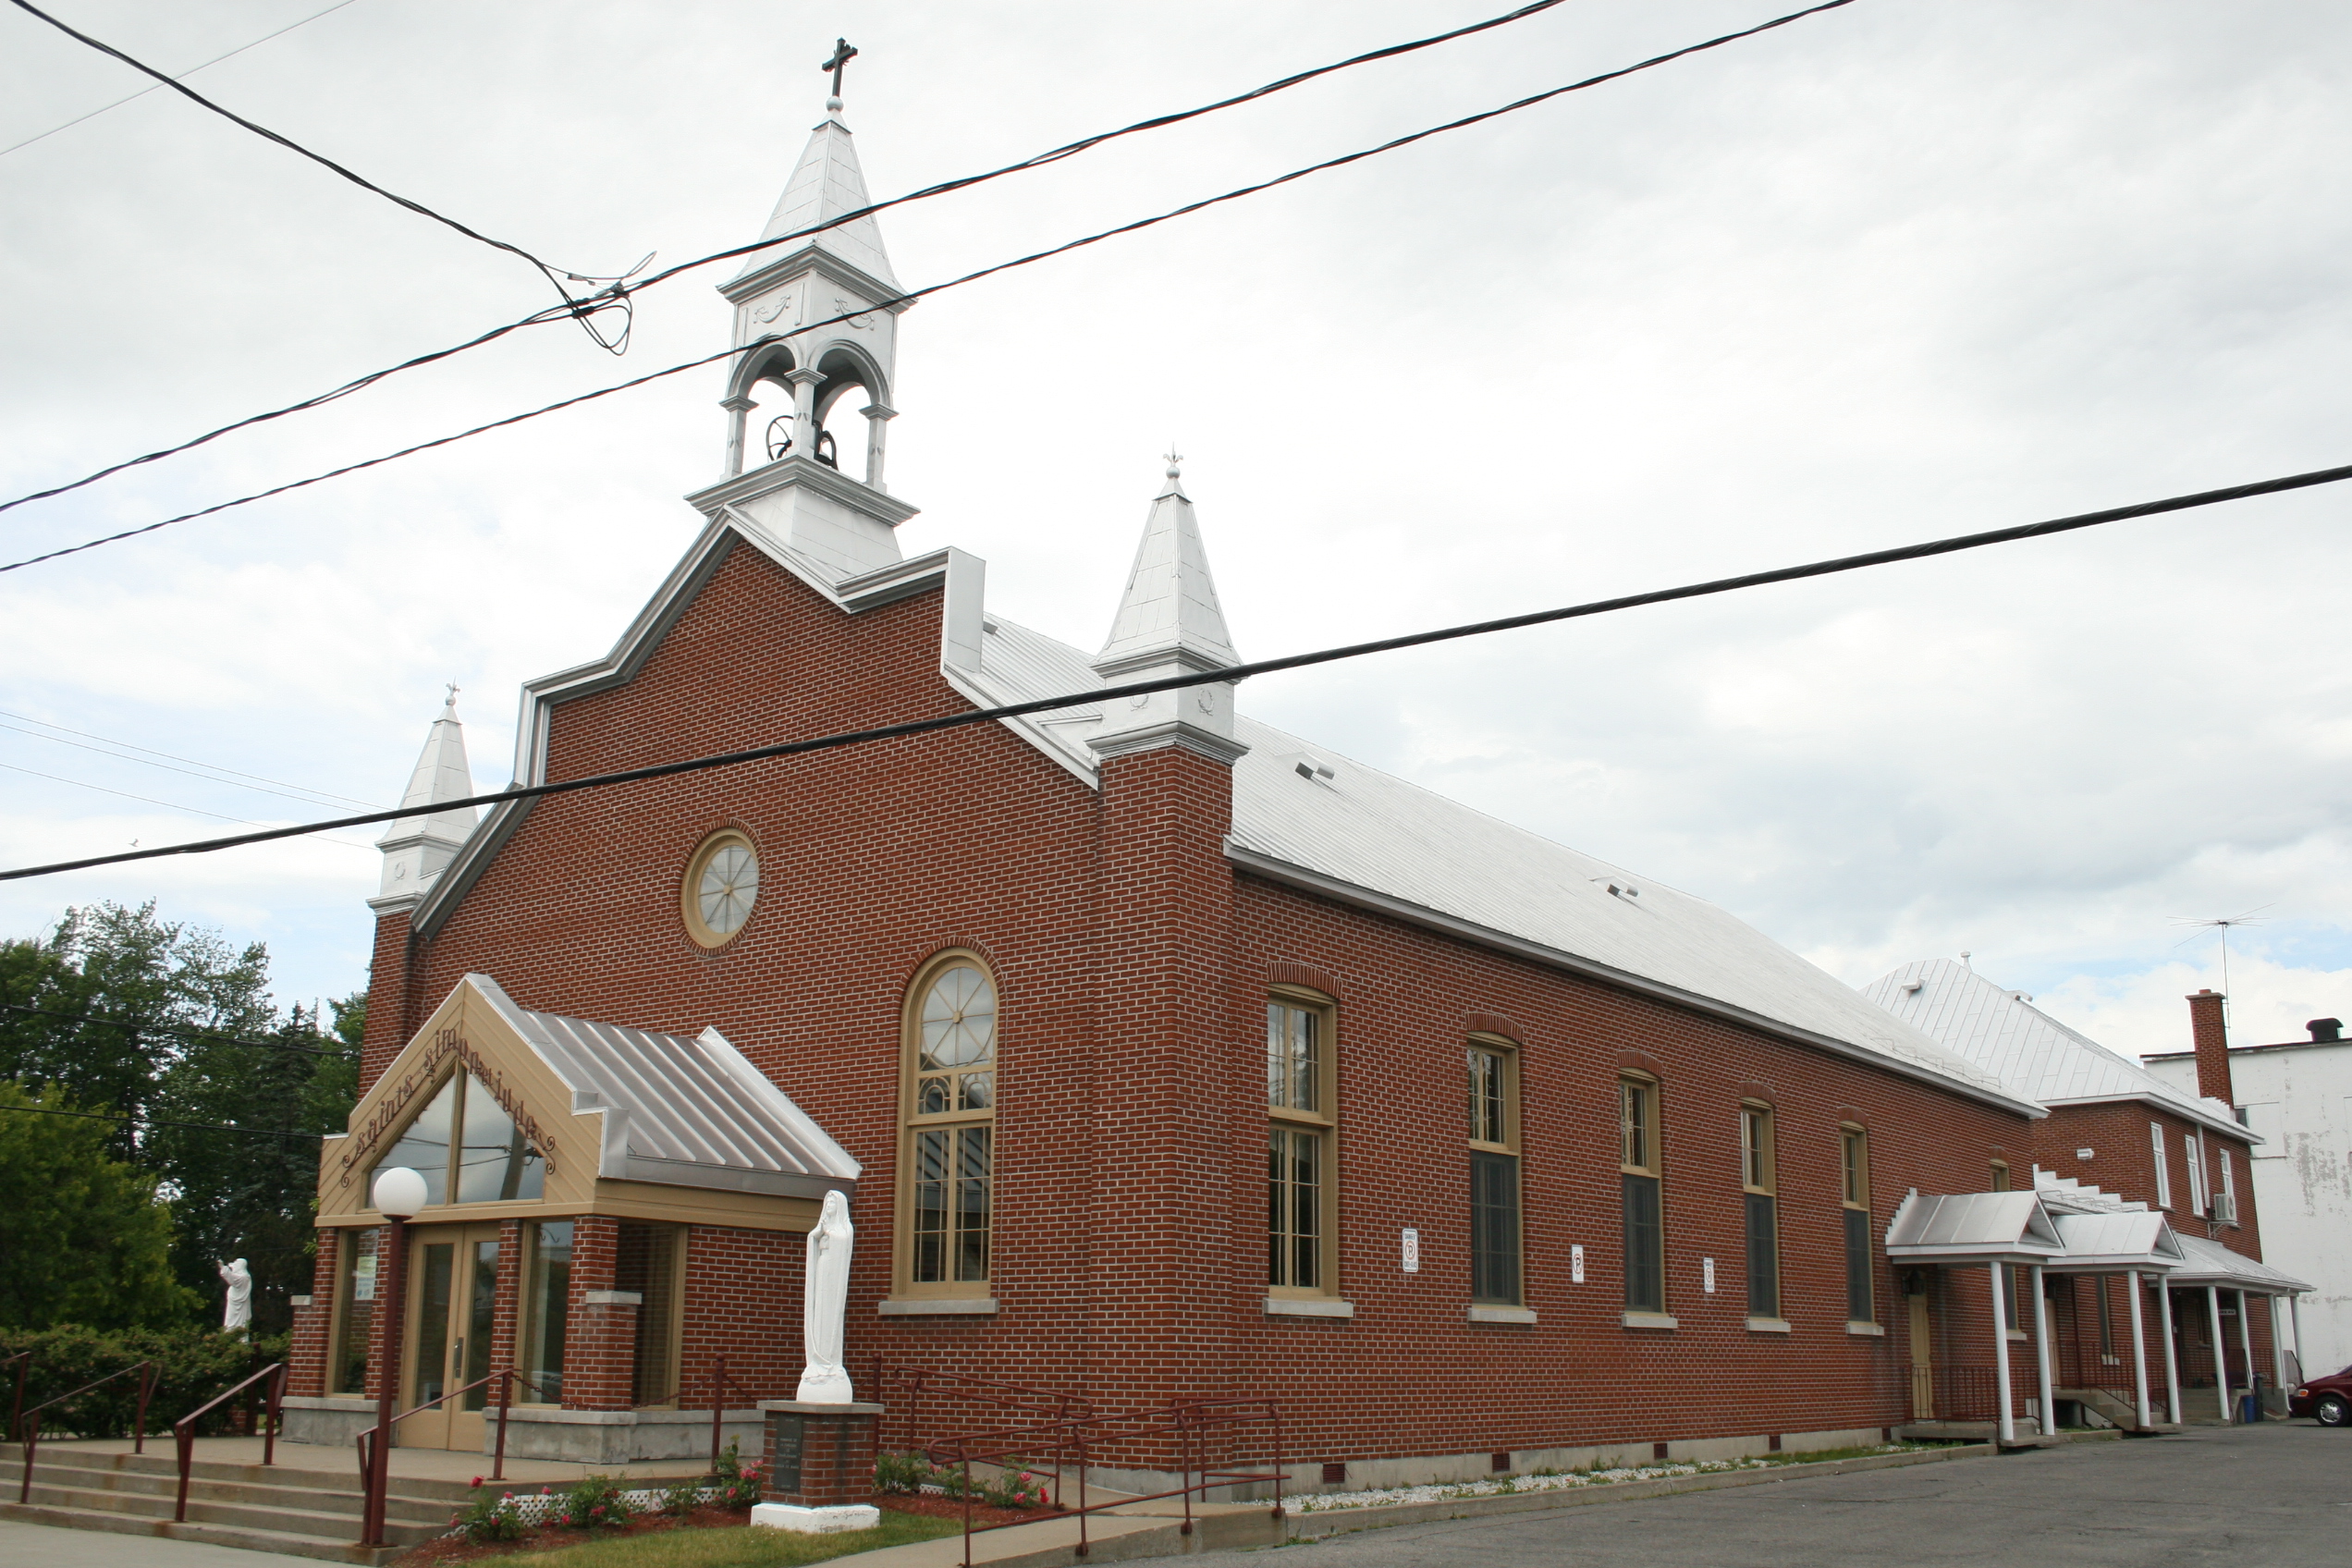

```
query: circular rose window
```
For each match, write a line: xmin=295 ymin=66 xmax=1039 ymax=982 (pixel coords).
xmin=682 ymin=830 xmax=758 ymax=948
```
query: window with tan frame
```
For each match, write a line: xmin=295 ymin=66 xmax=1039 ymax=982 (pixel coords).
xmin=1620 ymin=1075 xmax=1665 ymax=1316
xmin=1841 ymin=1126 xmax=1873 ymax=1326
xmin=1740 ymin=1103 xmax=1780 ymax=1322
xmin=1267 ymin=989 xmax=1338 ymax=1297
xmin=895 ymin=954 xmax=998 ymax=1299
xmin=1990 ymin=1159 xmax=2019 ymax=1330
xmin=1466 ymin=1036 xmax=1521 ymax=1306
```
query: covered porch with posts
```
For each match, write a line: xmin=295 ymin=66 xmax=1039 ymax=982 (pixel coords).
xmin=1884 ymin=1190 xmax=2187 ymax=1446
xmin=2163 ymin=1237 xmax=2312 ymax=1424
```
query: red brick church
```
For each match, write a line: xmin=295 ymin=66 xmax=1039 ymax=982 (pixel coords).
xmin=288 ymin=87 xmax=2201 ymax=1485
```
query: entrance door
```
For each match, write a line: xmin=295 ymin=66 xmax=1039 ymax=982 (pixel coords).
xmin=396 ymin=1223 xmax=505 ymax=1451
xmin=1908 ymin=1288 xmax=1935 ymax=1420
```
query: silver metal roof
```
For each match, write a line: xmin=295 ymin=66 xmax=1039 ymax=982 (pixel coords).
xmin=1884 ymin=1190 xmax=2069 ymax=1262
xmin=471 ymin=974 xmax=861 ymax=1201
xmin=2168 ymin=1233 xmax=2312 ymax=1294
xmin=962 ymin=615 xmax=2029 ymax=1112
xmin=1862 ymin=958 xmax=2246 ymax=1138
xmin=2048 ymin=1211 xmax=2184 ymax=1271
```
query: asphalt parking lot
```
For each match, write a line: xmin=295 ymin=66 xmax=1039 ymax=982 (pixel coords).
xmin=1195 ymin=1422 xmax=2344 ymax=1568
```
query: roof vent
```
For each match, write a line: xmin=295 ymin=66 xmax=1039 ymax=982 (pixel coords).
xmin=1293 ymin=761 xmax=1335 ymax=782
xmin=1899 ymin=978 xmax=1925 ymax=995
xmin=2309 ymin=1017 xmax=2343 ymax=1042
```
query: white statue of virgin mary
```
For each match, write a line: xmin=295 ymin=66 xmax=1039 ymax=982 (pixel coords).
xmin=795 ymin=1190 xmax=856 ymax=1403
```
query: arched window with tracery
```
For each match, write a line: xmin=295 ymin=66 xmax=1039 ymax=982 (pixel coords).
xmin=895 ymin=954 xmax=998 ymax=1299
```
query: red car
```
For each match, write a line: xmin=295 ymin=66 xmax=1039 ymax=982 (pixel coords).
xmin=2289 ymin=1366 xmax=2352 ymax=1427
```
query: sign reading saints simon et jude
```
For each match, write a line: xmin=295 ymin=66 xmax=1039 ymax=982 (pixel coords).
xmin=334 ymin=1024 xmax=557 ymax=1191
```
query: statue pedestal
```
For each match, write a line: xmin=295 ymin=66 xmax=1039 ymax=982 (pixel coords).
xmin=749 ymin=1400 xmax=884 ymax=1534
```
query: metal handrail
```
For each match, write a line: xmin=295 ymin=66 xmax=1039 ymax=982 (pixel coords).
xmin=4 ymin=1352 xmax=27 ymax=1446
xmin=353 ymin=1365 xmax=562 ymax=1541
xmin=15 ymin=1359 xmax=155 ymax=1504
xmin=626 ymin=1354 xmax=759 ymax=1472
xmin=921 ymin=1397 xmax=1283 ymax=1568
xmin=871 ymin=1362 xmax=1096 ymax=1463
xmin=173 ymin=1363 xmax=285 ymax=1522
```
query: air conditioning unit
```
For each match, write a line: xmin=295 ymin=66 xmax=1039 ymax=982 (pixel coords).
xmin=2210 ymin=1192 xmax=2237 ymax=1225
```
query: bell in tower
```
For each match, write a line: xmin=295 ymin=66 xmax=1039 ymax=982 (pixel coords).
xmin=685 ymin=40 xmax=919 ymax=582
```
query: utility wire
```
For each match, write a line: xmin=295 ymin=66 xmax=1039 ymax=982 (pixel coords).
xmin=0 ymin=708 xmax=381 ymax=808
xmin=0 ymin=0 xmax=362 ymax=158
xmin=0 ymin=759 xmax=376 ymax=851
xmin=3 ymin=0 xmax=628 ymax=348
xmin=0 ymin=1099 xmax=326 ymax=1141
xmin=0 ymin=0 xmax=1860 ymax=575
xmin=0 ymin=1000 xmax=357 ymax=1059
xmin=6 ymin=452 xmax=2343 ymax=884
xmin=0 ymin=718 xmax=385 ymax=813
xmin=0 ymin=0 xmax=1777 ymax=522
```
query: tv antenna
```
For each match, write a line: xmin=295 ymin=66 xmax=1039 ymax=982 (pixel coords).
xmin=2169 ymin=905 xmax=2273 ymax=1002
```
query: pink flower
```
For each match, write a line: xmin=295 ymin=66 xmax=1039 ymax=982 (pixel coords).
xmin=472 ymin=1476 xmax=485 ymax=1488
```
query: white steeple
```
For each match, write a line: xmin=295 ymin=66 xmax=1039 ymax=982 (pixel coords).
xmin=1087 ymin=457 xmax=1247 ymax=766
xmin=689 ymin=55 xmax=919 ymax=582
xmin=371 ymin=688 xmax=479 ymax=913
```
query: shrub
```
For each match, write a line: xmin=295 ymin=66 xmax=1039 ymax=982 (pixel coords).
xmin=984 ymin=1467 xmax=1048 ymax=1510
xmin=710 ymin=1437 xmax=766 ymax=1509
xmin=873 ymin=1451 xmax=940 ymax=1495
xmin=455 ymin=1481 xmax=529 ymax=1544
xmin=658 ymin=1476 xmax=704 ymax=1516
xmin=549 ymin=1475 xmax=634 ymax=1531
xmin=0 ymin=1324 xmax=276 ymax=1439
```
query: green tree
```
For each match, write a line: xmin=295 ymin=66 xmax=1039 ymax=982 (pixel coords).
xmin=0 ymin=1082 xmax=199 ymax=1330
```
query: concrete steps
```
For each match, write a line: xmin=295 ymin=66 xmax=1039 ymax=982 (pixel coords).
xmin=0 ymin=1443 xmax=453 ymax=1563
xmin=2057 ymin=1388 xmax=2184 ymax=1436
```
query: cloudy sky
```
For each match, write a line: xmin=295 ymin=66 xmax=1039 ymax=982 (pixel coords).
xmin=4 ymin=0 xmax=2347 ymax=1060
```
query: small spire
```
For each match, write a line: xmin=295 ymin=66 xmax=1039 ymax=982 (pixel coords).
xmin=1095 ymin=461 xmax=1238 ymax=676
xmin=373 ymin=693 xmax=480 ymax=909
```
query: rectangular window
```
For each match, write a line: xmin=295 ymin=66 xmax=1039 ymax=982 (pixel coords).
xmin=518 ymin=1219 xmax=571 ymax=1403
xmin=2220 ymin=1147 xmax=2238 ymax=1224
xmin=1841 ymin=1128 xmax=1872 ymax=1324
xmin=912 ymin=1126 xmax=992 ymax=1284
xmin=2151 ymin=1122 xmax=2172 ymax=1208
xmin=1268 ymin=996 xmax=1336 ymax=1294
xmin=2186 ymin=1133 xmax=2206 ymax=1214
xmin=327 ymin=1228 xmax=379 ymax=1396
xmin=1467 ymin=1040 xmax=1520 ymax=1305
xmin=1741 ymin=1106 xmax=1778 ymax=1318
xmin=2096 ymin=1275 xmax=2114 ymax=1357
xmin=1621 ymin=1079 xmax=1664 ymax=1314
xmin=1989 ymin=1161 xmax=2017 ymax=1329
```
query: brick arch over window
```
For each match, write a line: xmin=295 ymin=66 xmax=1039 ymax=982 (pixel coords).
xmin=1738 ymin=1079 xmax=1777 ymax=1106
xmin=1616 ymin=1048 xmax=1665 ymax=1079
xmin=1837 ymin=1105 xmax=1870 ymax=1129
xmin=1464 ymin=1011 xmax=1525 ymax=1043
xmin=1268 ymin=962 xmax=1343 ymax=1000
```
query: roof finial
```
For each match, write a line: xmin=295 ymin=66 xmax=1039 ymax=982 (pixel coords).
xmin=443 ymin=681 xmax=460 ymax=715
xmin=1164 ymin=444 xmax=1182 ymax=480
xmin=821 ymin=36 xmax=858 ymax=112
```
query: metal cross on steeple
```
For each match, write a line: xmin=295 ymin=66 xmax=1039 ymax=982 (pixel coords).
xmin=821 ymin=37 xmax=859 ymax=100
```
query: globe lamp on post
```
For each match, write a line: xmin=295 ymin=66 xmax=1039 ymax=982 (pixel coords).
xmin=361 ymin=1167 xmax=427 ymax=1546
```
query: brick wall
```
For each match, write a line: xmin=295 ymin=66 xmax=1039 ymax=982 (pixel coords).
xmin=340 ymin=534 xmax=2076 ymax=1471
xmin=288 ymin=1229 xmax=339 ymax=1399
xmin=681 ymin=1224 xmax=802 ymax=1404
xmin=2034 ymin=1102 xmax=2264 ymax=1257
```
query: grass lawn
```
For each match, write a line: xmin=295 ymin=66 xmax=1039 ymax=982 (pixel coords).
xmin=506 ymin=1512 xmax=962 ymax=1568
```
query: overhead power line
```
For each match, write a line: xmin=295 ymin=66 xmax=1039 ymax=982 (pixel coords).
xmin=0 ymin=717 xmax=384 ymax=812
xmin=6 ymin=453 xmax=2342 ymax=884
xmin=3 ymin=0 xmax=633 ymax=349
xmin=0 ymin=1000 xmax=357 ymax=1059
xmin=0 ymin=758 xmax=376 ymax=851
xmin=0 ymin=0 xmax=1860 ymax=575
xmin=0 ymin=1098 xmax=326 ymax=1142
xmin=0 ymin=0 xmax=1795 ymax=524
xmin=0 ymin=708 xmax=381 ymax=808
xmin=0 ymin=0 xmax=362 ymax=158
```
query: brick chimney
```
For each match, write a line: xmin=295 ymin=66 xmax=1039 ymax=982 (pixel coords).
xmin=2187 ymin=989 xmax=2233 ymax=1104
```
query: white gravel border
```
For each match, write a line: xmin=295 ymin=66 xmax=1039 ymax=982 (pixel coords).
xmin=1293 ymin=1445 xmax=1923 ymax=1512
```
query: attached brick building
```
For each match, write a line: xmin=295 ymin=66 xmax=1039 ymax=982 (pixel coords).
xmin=291 ymin=92 xmax=2111 ymax=1482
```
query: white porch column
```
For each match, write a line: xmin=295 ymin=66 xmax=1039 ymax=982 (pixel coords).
xmin=2157 ymin=1280 xmax=2183 ymax=1424
xmin=2269 ymin=1295 xmax=2287 ymax=1393
xmin=1990 ymin=1261 xmax=2016 ymax=1444
xmin=2031 ymin=1266 xmax=2055 ymax=1436
xmin=2206 ymin=1285 xmax=2230 ymax=1422
xmin=2236 ymin=1290 xmax=2260 ymax=1411
xmin=2126 ymin=1271 xmax=2152 ymax=1429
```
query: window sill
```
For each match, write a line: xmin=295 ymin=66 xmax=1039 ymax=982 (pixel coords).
xmin=1622 ymin=1311 xmax=1678 ymax=1330
xmin=1846 ymin=1321 xmax=1885 ymax=1337
xmin=1265 ymin=1296 xmax=1354 ymax=1319
xmin=1746 ymin=1316 xmax=1792 ymax=1334
xmin=2005 ymin=1329 xmax=2028 ymax=1341
xmin=1468 ymin=1305 xmax=1537 ymax=1325
xmin=877 ymin=1297 xmax=998 ymax=1316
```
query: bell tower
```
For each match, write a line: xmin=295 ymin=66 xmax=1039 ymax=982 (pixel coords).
xmin=685 ymin=40 xmax=918 ymax=581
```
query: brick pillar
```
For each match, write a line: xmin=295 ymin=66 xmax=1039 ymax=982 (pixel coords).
xmin=361 ymin=906 xmax=420 ymax=1093
xmin=564 ymin=1217 xmax=631 ymax=1410
xmin=1088 ymin=741 xmax=1244 ymax=1433
xmin=755 ymin=1401 xmax=882 ymax=1525
xmin=2187 ymin=989 xmax=2233 ymax=1107
xmin=364 ymin=1222 xmax=396 ymax=1403
xmin=489 ymin=1219 xmax=522 ymax=1403
xmin=288 ymin=1232 xmax=338 ymax=1398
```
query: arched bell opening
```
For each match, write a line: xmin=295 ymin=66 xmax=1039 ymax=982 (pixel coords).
xmin=813 ymin=346 xmax=893 ymax=488
xmin=722 ymin=344 xmax=800 ymax=477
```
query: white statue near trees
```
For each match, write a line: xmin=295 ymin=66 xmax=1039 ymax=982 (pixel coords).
xmin=795 ymin=1191 xmax=854 ymax=1403
xmin=217 ymin=1257 xmax=252 ymax=1333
